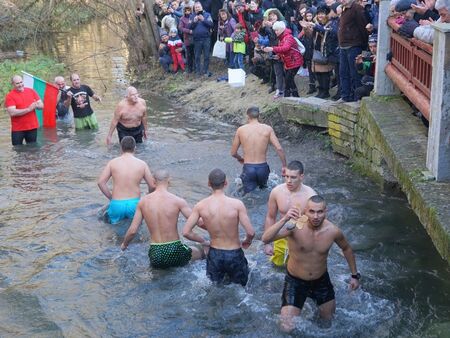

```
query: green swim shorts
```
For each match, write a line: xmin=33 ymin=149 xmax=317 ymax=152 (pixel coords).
xmin=148 ymin=240 xmax=192 ymax=269
xmin=74 ymin=113 xmax=98 ymax=130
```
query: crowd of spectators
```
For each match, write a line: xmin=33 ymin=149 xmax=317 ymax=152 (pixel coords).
xmin=144 ymin=0 xmax=448 ymax=102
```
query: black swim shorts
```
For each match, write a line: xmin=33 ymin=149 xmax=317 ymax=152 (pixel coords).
xmin=281 ymin=270 xmax=335 ymax=309
xmin=117 ymin=122 xmax=144 ymax=143
xmin=240 ymin=162 xmax=270 ymax=194
xmin=206 ymin=247 xmax=249 ymax=286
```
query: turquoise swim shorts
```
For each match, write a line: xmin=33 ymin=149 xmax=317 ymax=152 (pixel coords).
xmin=107 ymin=198 xmax=140 ymax=224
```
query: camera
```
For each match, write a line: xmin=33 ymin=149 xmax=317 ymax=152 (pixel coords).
xmin=361 ymin=51 xmax=372 ymax=62
xmin=197 ymin=10 xmax=203 ymax=15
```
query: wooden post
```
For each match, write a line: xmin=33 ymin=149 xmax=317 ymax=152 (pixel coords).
xmin=426 ymin=23 xmax=450 ymax=181
xmin=374 ymin=0 xmax=400 ymax=96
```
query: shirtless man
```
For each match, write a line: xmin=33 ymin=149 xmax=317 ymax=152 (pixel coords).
xmin=262 ymin=195 xmax=360 ymax=332
xmin=106 ymin=86 xmax=148 ymax=145
xmin=97 ymin=136 xmax=155 ymax=224
xmin=121 ymin=169 xmax=205 ymax=269
xmin=264 ymin=160 xmax=317 ymax=266
xmin=230 ymin=106 xmax=287 ymax=194
xmin=182 ymin=168 xmax=255 ymax=286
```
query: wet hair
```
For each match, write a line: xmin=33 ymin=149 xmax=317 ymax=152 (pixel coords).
xmin=154 ymin=169 xmax=170 ymax=182
xmin=121 ymin=136 xmax=136 ymax=152
xmin=247 ymin=106 xmax=260 ymax=118
xmin=287 ymin=160 xmax=304 ymax=174
xmin=208 ymin=168 xmax=226 ymax=189
xmin=308 ymin=194 xmax=326 ymax=207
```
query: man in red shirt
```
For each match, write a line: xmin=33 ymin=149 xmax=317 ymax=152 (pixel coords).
xmin=5 ymin=75 xmax=43 ymax=145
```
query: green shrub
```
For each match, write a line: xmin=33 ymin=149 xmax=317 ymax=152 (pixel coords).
xmin=0 ymin=55 xmax=65 ymax=104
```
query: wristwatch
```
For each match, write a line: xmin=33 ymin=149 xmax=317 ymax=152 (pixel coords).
xmin=351 ymin=272 xmax=361 ymax=280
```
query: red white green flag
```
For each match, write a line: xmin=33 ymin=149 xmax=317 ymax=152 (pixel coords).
xmin=22 ymin=71 xmax=58 ymax=128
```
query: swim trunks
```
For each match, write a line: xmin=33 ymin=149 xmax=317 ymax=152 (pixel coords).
xmin=281 ymin=270 xmax=335 ymax=309
xmin=107 ymin=198 xmax=140 ymax=224
xmin=74 ymin=113 xmax=98 ymax=130
xmin=206 ymin=247 xmax=249 ymax=286
xmin=270 ymin=238 xmax=288 ymax=267
xmin=240 ymin=162 xmax=270 ymax=194
xmin=148 ymin=240 xmax=192 ymax=269
xmin=116 ymin=122 xmax=144 ymax=143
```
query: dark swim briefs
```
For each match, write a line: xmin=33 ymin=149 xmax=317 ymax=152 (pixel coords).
xmin=281 ymin=270 xmax=335 ymax=309
xmin=206 ymin=247 xmax=249 ymax=286
xmin=240 ymin=162 xmax=270 ymax=194
xmin=148 ymin=240 xmax=192 ymax=269
xmin=117 ymin=122 xmax=144 ymax=143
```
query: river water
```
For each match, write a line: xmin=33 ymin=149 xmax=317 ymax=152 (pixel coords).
xmin=1 ymin=20 xmax=449 ymax=338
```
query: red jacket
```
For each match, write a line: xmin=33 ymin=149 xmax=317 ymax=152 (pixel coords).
xmin=272 ymin=29 xmax=303 ymax=70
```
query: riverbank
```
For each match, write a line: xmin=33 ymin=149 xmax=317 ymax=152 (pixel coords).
xmin=134 ymin=60 xmax=318 ymax=139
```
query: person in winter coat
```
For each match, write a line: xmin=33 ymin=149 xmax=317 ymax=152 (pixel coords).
xmin=179 ymin=6 xmax=195 ymax=73
xmin=168 ymin=28 xmax=186 ymax=72
xmin=218 ymin=9 xmax=237 ymax=68
xmin=263 ymin=21 xmax=303 ymax=97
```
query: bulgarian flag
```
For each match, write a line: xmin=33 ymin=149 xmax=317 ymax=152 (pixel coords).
xmin=22 ymin=71 xmax=58 ymax=128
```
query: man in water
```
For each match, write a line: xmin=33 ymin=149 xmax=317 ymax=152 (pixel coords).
xmin=54 ymin=76 xmax=71 ymax=119
xmin=97 ymin=136 xmax=155 ymax=224
xmin=5 ymin=75 xmax=43 ymax=145
xmin=264 ymin=161 xmax=317 ymax=266
xmin=182 ymin=168 xmax=255 ymax=286
xmin=230 ymin=106 xmax=287 ymax=194
xmin=121 ymin=169 xmax=205 ymax=268
xmin=67 ymin=73 xmax=101 ymax=130
xmin=262 ymin=195 xmax=360 ymax=332
xmin=106 ymin=86 xmax=148 ymax=145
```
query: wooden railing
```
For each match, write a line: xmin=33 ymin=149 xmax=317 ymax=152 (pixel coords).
xmin=385 ymin=17 xmax=433 ymax=120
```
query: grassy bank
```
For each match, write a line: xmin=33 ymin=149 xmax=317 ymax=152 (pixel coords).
xmin=0 ymin=55 xmax=65 ymax=104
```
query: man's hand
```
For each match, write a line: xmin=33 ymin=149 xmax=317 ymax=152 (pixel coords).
xmin=284 ymin=207 xmax=300 ymax=222
xmin=106 ymin=135 xmax=112 ymax=145
xmin=242 ymin=238 xmax=252 ymax=249
xmin=120 ymin=242 xmax=127 ymax=251
xmin=281 ymin=166 xmax=286 ymax=177
xmin=28 ymin=101 xmax=37 ymax=112
xmin=264 ymin=243 xmax=274 ymax=256
xmin=355 ymin=54 xmax=363 ymax=64
xmin=350 ymin=277 xmax=360 ymax=290
xmin=366 ymin=23 xmax=373 ymax=32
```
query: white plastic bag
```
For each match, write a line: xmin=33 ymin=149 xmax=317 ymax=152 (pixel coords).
xmin=228 ymin=68 xmax=245 ymax=87
xmin=297 ymin=67 xmax=309 ymax=77
xmin=212 ymin=40 xmax=226 ymax=59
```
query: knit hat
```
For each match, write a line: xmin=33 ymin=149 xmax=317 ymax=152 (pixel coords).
xmin=160 ymin=30 xmax=168 ymax=38
xmin=272 ymin=20 xmax=286 ymax=31
xmin=170 ymin=27 xmax=178 ymax=34
xmin=368 ymin=33 xmax=378 ymax=43
xmin=395 ymin=0 xmax=415 ymax=12
xmin=235 ymin=0 xmax=245 ymax=7
xmin=329 ymin=2 xmax=340 ymax=13
xmin=316 ymin=4 xmax=330 ymax=14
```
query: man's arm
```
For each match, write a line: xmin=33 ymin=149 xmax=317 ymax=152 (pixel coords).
xmin=141 ymin=99 xmax=148 ymax=139
xmin=269 ymin=128 xmax=287 ymax=173
xmin=237 ymin=201 xmax=255 ymax=249
xmin=97 ymin=162 xmax=113 ymax=200
xmin=335 ymin=228 xmax=360 ymax=290
xmin=230 ymin=129 xmax=244 ymax=163
xmin=6 ymin=99 xmax=41 ymax=117
xmin=143 ymin=165 xmax=155 ymax=193
xmin=106 ymin=103 xmax=122 ymax=145
xmin=182 ymin=205 xmax=209 ymax=245
xmin=263 ymin=190 xmax=278 ymax=255
xmin=121 ymin=203 xmax=144 ymax=250
xmin=261 ymin=206 xmax=297 ymax=244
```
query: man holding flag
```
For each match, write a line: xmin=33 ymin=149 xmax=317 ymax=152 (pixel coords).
xmin=5 ymin=75 xmax=43 ymax=146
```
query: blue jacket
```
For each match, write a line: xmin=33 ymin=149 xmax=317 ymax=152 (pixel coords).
xmin=189 ymin=11 xmax=214 ymax=40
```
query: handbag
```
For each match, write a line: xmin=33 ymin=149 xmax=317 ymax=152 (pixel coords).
xmin=212 ymin=40 xmax=226 ymax=59
xmin=312 ymin=50 xmax=328 ymax=64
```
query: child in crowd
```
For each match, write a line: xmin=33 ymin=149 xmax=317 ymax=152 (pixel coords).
xmin=225 ymin=23 xmax=247 ymax=70
xmin=167 ymin=27 xmax=185 ymax=72
xmin=158 ymin=31 xmax=173 ymax=73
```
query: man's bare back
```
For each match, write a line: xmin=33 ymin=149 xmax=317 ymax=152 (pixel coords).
xmin=139 ymin=188 xmax=191 ymax=243
xmin=191 ymin=194 xmax=250 ymax=249
xmin=97 ymin=139 xmax=154 ymax=201
xmin=234 ymin=122 xmax=274 ymax=163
